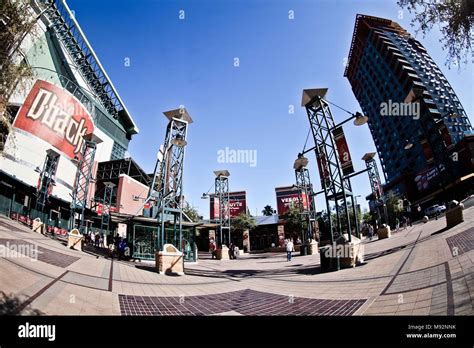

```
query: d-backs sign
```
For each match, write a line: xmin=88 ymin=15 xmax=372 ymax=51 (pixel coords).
xmin=13 ymin=80 xmax=94 ymax=159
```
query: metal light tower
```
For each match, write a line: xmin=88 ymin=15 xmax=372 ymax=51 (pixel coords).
xmin=301 ymin=88 xmax=364 ymax=243
xmin=214 ymin=170 xmax=230 ymax=247
xmin=70 ymin=133 xmax=102 ymax=233
xmin=362 ymin=152 xmax=387 ymax=225
xmin=151 ymin=107 xmax=192 ymax=251
xmin=294 ymin=155 xmax=315 ymax=242
xmin=99 ymin=181 xmax=115 ymax=238
xmin=35 ymin=149 xmax=60 ymax=222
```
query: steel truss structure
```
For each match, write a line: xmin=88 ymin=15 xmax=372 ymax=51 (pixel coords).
xmin=99 ymin=182 xmax=115 ymax=236
xmin=215 ymin=172 xmax=230 ymax=247
xmin=149 ymin=108 xmax=192 ymax=251
xmin=295 ymin=168 xmax=316 ymax=242
xmin=96 ymin=158 xmax=150 ymax=187
xmin=39 ymin=0 xmax=137 ymax=133
xmin=363 ymin=152 xmax=387 ymax=225
xmin=303 ymin=89 xmax=359 ymax=243
xmin=35 ymin=149 xmax=60 ymax=218
xmin=70 ymin=135 xmax=100 ymax=232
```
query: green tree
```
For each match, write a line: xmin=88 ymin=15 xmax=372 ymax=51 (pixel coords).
xmin=231 ymin=213 xmax=256 ymax=232
xmin=262 ymin=205 xmax=276 ymax=216
xmin=283 ymin=203 xmax=307 ymax=238
xmin=0 ymin=0 xmax=47 ymax=150
xmin=362 ymin=209 xmax=374 ymax=224
xmin=182 ymin=202 xmax=201 ymax=222
xmin=384 ymin=190 xmax=403 ymax=227
xmin=398 ymin=0 xmax=474 ymax=68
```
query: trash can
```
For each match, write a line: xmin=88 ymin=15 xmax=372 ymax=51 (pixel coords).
xmin=300 ymin=244 xmax=308 ymax=256
xmin=319 ymin=245 xmax=340 ymax=272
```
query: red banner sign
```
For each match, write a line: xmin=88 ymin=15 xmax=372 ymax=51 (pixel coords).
xmin=316 ymin=145 xmax=330 ymax=187
xmin=210 ymin=191 xmax=247 ymax=219
xmin=13 ymin=80 xmax=94 ymax=159
xmin=421 ymin=139 xmax=434 ymax=162
xmin=333 ymin=126 xmax=354 ymax=176
xmin=275 ymin=188 xmax=308 ymax=216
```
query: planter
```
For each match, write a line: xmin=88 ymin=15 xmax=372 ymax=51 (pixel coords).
xmin=446 ymin=205 xmax=463 ymax=228
xmin=156 ymin=244 xmax=184 ymax=275
xmin=377 ymin=225 xmax=391 ymax=239
xmin=67 ymin=229 xmax=83 ymax=251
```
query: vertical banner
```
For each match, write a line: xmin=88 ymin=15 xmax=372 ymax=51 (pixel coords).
xmin=316 ymin=145 xmax=330 ymax=187
xmin=373 ymin=177 xmax=383 ymax=200
xmin=438 ymin=123 xmax=453 ymax=148
xmin=332 ymin=126 xmax=354 ymax=176
xmin=421 ymin=138 xmax=434 ymax=162
xmin=210 ymin=196 xmax=220 ymax=220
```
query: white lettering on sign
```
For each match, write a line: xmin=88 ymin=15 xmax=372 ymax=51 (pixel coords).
xmin=281 ymin=197 xmax=299 ymax=203
xmin=27 ymin=88 xmax=88 ymax=155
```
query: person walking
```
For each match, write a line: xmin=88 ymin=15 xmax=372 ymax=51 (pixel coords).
xmin=209 ymin=239 xmax=217 ymax=259
xmin=229 ymin=242 xmax=235 ymax=260
xmin=368 ymin=224 xmax=374 ymax=240
xmin=286 ymin=239 xmax=294 ymax=261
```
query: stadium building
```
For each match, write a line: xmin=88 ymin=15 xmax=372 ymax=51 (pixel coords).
xmin=0 ymin=0 xmax=140 ymax=237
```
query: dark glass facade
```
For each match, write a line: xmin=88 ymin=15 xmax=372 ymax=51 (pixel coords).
xmin=344 ymin=14 xmax=472 ymax=198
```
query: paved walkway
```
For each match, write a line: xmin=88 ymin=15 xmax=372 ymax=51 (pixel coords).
xmin=0 ymin=208 xmax=472 ymax=316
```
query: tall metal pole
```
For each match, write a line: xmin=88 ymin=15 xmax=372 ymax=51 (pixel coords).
xmin=150 ymin=108 xmax=192 ymax=251
xmin=214 ymin=171 xmax=230 ymax=247
xmin=302 ymin=88 xmax=360 ymax=243
xmin=100 ymin=182 xmax=115 ymax=240
xmin=70 ymin=134 xmax=101 ymax=233
xmin=35 ymin=149 xmax=60 ymax=224
xmin=362 ymin=152 xmax=387 ymax=226
xmin=294 ymin=167 xmax=314 ymax=242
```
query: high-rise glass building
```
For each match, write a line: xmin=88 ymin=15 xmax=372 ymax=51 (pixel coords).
xmin=344 ymin=14 xmax=472 ymax=202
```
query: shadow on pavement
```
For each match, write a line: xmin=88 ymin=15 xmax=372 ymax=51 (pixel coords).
xmin=0 ymin=291 xmax=43 ymax=315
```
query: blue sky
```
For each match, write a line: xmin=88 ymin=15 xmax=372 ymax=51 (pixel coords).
xmin=69 ymin=0 xmax=473 ymax=218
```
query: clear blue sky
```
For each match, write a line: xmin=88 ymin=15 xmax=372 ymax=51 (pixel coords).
xmin=69 ymin=0 xmax=473 ymax=218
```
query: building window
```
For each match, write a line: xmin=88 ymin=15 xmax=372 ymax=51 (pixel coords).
xmin=111 ymin=142 xmax=126 ymax=160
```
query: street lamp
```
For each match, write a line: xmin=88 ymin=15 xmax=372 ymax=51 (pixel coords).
xmin=404 ymin=140 xmax=414 ymax=150
xmin=293 ymin=153 xmax=309 ymax=171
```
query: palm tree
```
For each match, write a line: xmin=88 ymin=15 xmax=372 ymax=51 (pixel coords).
xmin=262 ymin=205 xmax=276 ymax=216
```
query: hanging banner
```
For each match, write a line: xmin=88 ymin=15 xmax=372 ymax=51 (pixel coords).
xmin=332 ymin=126 xmax=354 ymax=176
xmin=316 ymin=145 xmax=330 ymax=187
xmin=13 ymin=80 xmax=95 ymax=159
xmin=421 ymin=138 xmax=434 ymax=162
xmin=438 ymin=123 xmax=453 ymax=148
xmin=373 ymin=177 xmax=383 ymax=200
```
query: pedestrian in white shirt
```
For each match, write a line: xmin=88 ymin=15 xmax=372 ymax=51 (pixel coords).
xmin=286 ymin=239 xmax=294 ymax=261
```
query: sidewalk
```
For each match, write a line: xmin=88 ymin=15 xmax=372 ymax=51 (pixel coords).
xmin=0 ymin=207 xmax=472 ymax=316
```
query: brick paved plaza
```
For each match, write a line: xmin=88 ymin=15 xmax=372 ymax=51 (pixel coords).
xmin=0 ymin=208 xmax=472 ymax=316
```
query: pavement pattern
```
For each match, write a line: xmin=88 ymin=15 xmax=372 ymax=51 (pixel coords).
xmin=0 ymin=207 xmax=473 ymax=316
